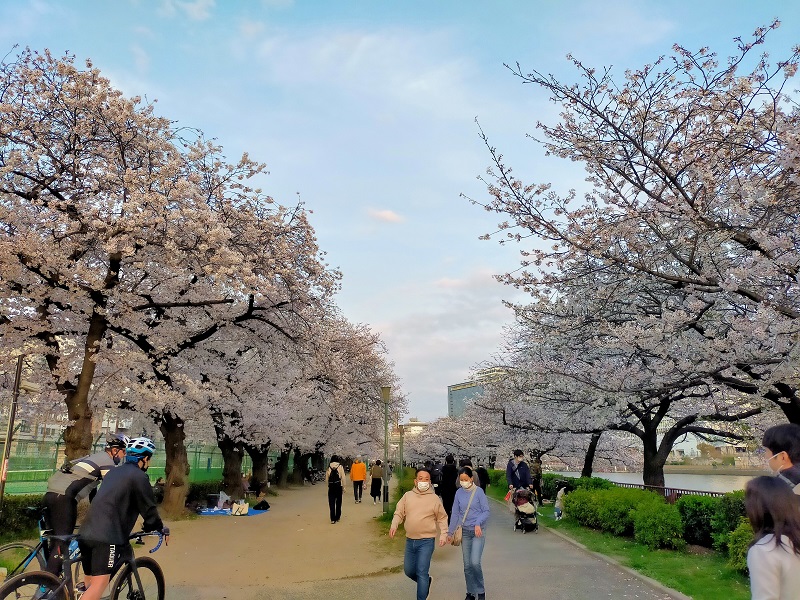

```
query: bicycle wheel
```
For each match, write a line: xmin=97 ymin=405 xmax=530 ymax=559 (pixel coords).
xmin=0 ymin=544 xmax=45 ymax=582
xmin=109 ymin=557 xmax=164 ymax=600
xmin=0 ymin=571 xmax=66 ymax=600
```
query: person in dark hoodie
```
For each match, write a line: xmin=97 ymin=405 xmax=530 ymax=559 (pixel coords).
xmin=325 ymin=455 xmax=348 ymax=523
xmin=439 ymin=454 xmax=458 ymax=522
xmin=390 ymin=468 xmax=449 ymax=600
xmin=762 ymin=423 xmax=800 ymax=495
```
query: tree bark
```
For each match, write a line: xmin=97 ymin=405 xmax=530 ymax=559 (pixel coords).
xmin=641 ymin=433 xmax=665 ymax=488
xmin=275 ymin=448 xmax=290 ymax=488
xmin=244 ymin=443 xmax=270 ymax=495
xmin=160 ymin=413 xmax=190 ymax=516
xmin=218 ymin=435 xmax=245 ymax=500
xmin=581 ymin=432 xmax=602 ymax=478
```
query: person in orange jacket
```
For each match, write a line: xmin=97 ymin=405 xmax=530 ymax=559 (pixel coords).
xmin=350 ymin=456 xmax=367 ymax=503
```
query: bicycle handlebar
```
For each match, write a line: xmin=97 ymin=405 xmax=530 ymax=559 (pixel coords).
xmin=128 ymin=529 xmax=169 ymax=554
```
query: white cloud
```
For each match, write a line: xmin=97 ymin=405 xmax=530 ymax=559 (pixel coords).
xmin=367 ymin=209 xmax=405 ymax=223
xmin=248 ymin=27 xmax=483 ymax=121
xmin=130 ymin=44 xmax=149 ymax=74
xmin=239 ymin=20 xmax=265 ymax=39
xmin=160 ymin=0 xmax=215 ymax=21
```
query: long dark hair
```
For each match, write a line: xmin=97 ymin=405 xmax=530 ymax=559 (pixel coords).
xmin=745 ymin=476 xmax=800 ymax=555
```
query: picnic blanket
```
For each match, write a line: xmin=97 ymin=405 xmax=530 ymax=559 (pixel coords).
xmin=199 ymin=508 xmax=269 ymax=517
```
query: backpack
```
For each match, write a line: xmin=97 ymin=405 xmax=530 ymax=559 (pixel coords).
xmin=328 ymin=465 xmax=341 ymax=485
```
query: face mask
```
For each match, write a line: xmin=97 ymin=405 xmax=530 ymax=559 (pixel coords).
xmin=460 ymin=481 xmax=473 ymax=489
xmin=416 ymin=481 xmax=430 ymax=491
xmin=112 ymin=453 xmax=121 ymax=465
xmin=766 ymin=451 xmax=785 ymax=475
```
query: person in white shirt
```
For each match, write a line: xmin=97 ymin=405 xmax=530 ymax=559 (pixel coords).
xmin=745 ymin=475 xmax=800 ymax=600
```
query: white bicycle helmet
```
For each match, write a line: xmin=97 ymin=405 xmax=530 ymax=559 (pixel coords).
xmin=126 ymin=437 xmax=156 ymax=457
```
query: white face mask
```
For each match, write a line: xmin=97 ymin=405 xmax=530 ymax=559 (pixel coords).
xmin=460 ymin=480 xmax=473 ymax=489
xmin=416 ymin=481 xmax=430 ymax=491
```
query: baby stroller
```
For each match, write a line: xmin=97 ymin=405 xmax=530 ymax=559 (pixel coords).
xmin=512 ymin=488 xmax=538 ymax=533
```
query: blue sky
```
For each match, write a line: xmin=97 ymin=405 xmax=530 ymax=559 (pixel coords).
xmin=3 ymin=1 xmax=799 ymax=421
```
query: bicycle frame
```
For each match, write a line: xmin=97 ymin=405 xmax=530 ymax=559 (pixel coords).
xmin=31 ymin=531 xmax=164 ymax=600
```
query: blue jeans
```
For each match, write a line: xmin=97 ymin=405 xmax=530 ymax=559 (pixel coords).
xmin=461 ymin=527 xmax=485 ymax=595
xmin=404 ymin=537 xmax=435 ymax=600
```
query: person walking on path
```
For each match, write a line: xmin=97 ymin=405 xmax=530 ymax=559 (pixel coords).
xmin=369 ymin=459 xmax=384 ymax=505
xmin=506 ymin=449 xmax=533 ymax=493
xmin=447 ymin=467 xmax=490 ymax=600
xmin=43 ymin=433 xmax=129 ymax=575
xmin=744 ymin=475 xmax=800 ymax=599
xmin=762 ymin=423 xmax=800 ymax=494
xmin=530 ymin=457 xmax=543 ymax=504
xmin=350 ymin=457 xmax=367 ymax=503
xmin=390 ymin=468 xmax=449 ymax=600
xmin=326 ymin=455 xmax=347 ymax=523
xmin=440 ymin=454 xmax=458 ymax=522
xmin=475 ymin=464 xmax=490 ymax=492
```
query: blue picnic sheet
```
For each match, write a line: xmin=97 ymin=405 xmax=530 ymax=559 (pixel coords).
xmin=198 ymin=508 xmax=268 ymax=516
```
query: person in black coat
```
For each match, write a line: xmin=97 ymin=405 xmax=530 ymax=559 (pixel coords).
xmin=506 ymin=449 xmax=533 ymax=491
xmin=439 ymin=454 xmax=459 ymax=522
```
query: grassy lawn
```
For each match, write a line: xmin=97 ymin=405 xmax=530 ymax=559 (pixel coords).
xmin=485 ymin=484 xmax=750 ymax=600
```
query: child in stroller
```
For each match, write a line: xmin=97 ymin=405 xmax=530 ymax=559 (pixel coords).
xmin=512 ymin=488 xmax=538 ymax=533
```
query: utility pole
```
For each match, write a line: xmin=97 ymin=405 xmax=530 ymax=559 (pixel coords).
xmin=381 ymin=386 xmax=390 ymax=513
xmin=0 ymin=355 xmax=25 ymax=517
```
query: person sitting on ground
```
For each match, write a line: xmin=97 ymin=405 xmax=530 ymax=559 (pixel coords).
xmin=762 ymin=423 xmax=800 ymax=494
xmin=745 ymin=475 xmax=800 ymax=599
xmin=77 ymin=437 xmax=169 ymax=600
xmin=43 ymin=433 xmax=129 ymax=575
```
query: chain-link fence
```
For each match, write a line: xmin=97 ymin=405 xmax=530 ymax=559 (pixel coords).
xmin=3 ymin=438 xmax=254 ymax=495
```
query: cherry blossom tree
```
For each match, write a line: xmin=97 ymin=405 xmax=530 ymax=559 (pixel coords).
xmin=473 ymin=21 xmax=800 ymax=425
xmin=0 ymin=49 xmax=344 ymax=513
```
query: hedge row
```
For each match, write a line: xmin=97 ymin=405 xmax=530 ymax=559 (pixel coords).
xmin=541 ymin=472 xmax=614 ymax=500
xmin=563 ymin=487 xmax=684 ymax=549
xmin=560 ymin=485 xmax=752 ymax=569
xmin=0 ymin=480 xmax=227 ymax=541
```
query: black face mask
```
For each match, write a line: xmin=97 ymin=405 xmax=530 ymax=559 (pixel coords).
xmin=112 ymin=451 xmax=122 ymax=465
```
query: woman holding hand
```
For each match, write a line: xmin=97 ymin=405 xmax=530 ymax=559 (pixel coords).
xmin=447 ymin=466 xmax=490 ymax=600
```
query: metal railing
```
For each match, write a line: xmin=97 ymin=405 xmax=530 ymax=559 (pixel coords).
xmin=611 ymin=481 xmax=726 ymax=503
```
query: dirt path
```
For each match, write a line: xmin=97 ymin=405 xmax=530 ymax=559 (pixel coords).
xmin=156 ymin=482 xmax=401 ymax=598
xmin=147 ymin=483 xmax=685 ymax=600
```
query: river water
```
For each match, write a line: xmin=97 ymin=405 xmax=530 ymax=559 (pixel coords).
xmin=557 ymin=471 xmax=759 ymax=493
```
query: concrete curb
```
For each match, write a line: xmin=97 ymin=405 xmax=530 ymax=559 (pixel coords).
xmin=488 ymin=496 xmax=692 ymax=600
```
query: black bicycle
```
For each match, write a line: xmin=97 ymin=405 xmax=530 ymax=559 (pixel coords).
xmin=0 ymin=530 xmax=167 ymax=600
xmin=0 ymin=509 xmax=50 ymax=582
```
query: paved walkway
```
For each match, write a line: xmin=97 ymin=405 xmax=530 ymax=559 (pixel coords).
xmin=161 ymin=482 xmax=684 ymax=599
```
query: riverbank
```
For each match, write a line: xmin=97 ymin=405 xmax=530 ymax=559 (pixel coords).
xmin=663 ymin=465 xmax=764 ymax=476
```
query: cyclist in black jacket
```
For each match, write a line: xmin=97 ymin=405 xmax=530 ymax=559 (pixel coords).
xmin=77 ymin=437 xmax=169 ymax=600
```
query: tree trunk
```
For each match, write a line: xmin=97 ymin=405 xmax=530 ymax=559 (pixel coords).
xmin=581 ymin=432 xmax=602 ymax=478
xmin=290 ymin=448 xmax=306 ymax=485
xmin=218 ymin=436 xmax=245 ymax=500
xmin=244 ymin=443 xmax=270 ymax=495
xmin=641 ymin=433 xmax=665 ymax=488
xmin=160 ymin=414 xmax=190 ymax=516
xmin=311 ymin=451 xmax=324 ymax=471
xmin=275 ymin=449 xmax=290 ymax=488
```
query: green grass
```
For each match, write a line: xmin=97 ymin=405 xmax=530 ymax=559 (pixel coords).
xmin=486 ymin=484 xmax=750 ymax=600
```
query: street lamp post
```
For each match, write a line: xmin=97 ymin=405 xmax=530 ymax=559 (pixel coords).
xmin=381 ymin=386 xmax=390 ymax=513
xmin=0 ymin=355 xmax=25 ymax=518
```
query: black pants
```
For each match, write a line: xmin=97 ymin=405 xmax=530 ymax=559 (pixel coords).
xmin=328 ymin=483 xmax=342 ymax=522
xmin=353 ymin=480 xmax=363 ymax=502
xmin=531 ymin=478 xmax=543 ymax=504
xmin=43 ymin=492 xmax=77 ymax=575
